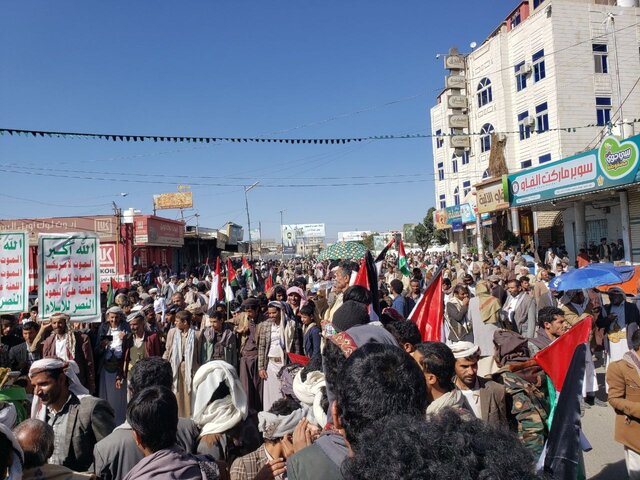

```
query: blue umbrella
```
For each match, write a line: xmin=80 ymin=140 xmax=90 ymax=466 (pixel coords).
xmin=549 ymin=264 xmax=635 ymax=291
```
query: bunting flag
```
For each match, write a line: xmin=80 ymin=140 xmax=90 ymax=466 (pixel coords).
xmin=541 ymin=343 xmax=587 ymax=479
xmin=534 ymin=317 xmax=592 ymax=391
xmin=208 ymin=257 xmax=224 ymax=310
xmin=397 ymin=239 xmax=411 ymax=277
xmin=408 ymin=264 xmax=444 ymax=342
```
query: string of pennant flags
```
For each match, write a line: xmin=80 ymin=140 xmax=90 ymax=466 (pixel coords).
xmin=1 ymin=120 xmax=639 ymax=144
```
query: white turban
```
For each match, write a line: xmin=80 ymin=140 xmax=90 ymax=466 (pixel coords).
xmin=292 ymin=370 xmax=327 ymax=427
xmin=192 ymin=361 xmax=248 ymax=437
xmin=258 ymin=407 xmax=308 ymax=441
xmin=450 ymin=341 xmax=480 ymax=359
xmin=29 ymin=359 xmax=89 ymax=421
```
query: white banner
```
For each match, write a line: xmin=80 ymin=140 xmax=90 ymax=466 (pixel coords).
xmin=282 ymin=223 xmax=326 ymax=239
xmin=0 ymin=231 xmax=29 ymax=313
xmin=38 ymin=233 xmax=101 ymax=323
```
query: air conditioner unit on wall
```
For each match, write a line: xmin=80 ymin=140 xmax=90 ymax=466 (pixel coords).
xmin=522 ymin=62 xmax=533 ymax=74
xmin=526 ymin=116 xmax=536 ymax=127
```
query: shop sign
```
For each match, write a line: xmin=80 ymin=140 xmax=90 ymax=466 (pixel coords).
xmin=447 ymin=95 xmax=467 ymax=109
xmin=448 ymin=114 xmax=469 ymax=129
xmin=476 ymin=180 xmax=509 ymax=214
xmin=445 ymin=74 xmax=466 ymax=89
xmin=433 ymin=209 xmax=451 ymax=230
xmin=450 ymin=135 xmax=470 ymax=149
xmin=507 ymin=134 xmax=640 ymax=207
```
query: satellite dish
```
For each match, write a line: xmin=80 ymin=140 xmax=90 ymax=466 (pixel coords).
xmin=470 ymin=41 xmax=477 ymax=49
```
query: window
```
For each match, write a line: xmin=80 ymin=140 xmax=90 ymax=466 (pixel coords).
xmin=593 ymin=44 xmax=608 ymax=74
xmin=535 ymin=102 xmax=549 ymax=133
xmin=463 ymin=180 xmax=471 ymax=197
xmin=511 ymin=10 xmax=521 ymax=28
xmin=532 ymin=49 xmax=546 ymax=82
xmin=453 ymin=187 xmax=460 ymax=206
xmin=539 ymin=153 xmax=552 ymax=164
xmin=515 ymin=61 xmax=527 ymax=92
xmin=586 ymin=219 xmax=608 ymax=246
xmin=521 ymin=160 xmax=532 ymax=169
xmin=518 ymin=111 xmax=532 ymax=140
xmin=436 ymin=129 xmax=443 ymax=148
xmin=534 ymin=0 xmax=545 ymax=8
xmin=437 ymin=162 xmax=444 ymax=181
xmin=596 ymin=97 xmax=612 ymax=126
xmin=480 ymin=123 xmax=494 ymax=153
xmin=482 ymin=169 xmax=490 ymax=179
xmin=452 ymin=156 xmax=458 ymax=174
xmin=439 ymin=194 xmax=446 ymax=209
xmin=461 ymin=150 xmax=470 ymax=165
xmin=477 ymin=78 xmax=493 ymax=108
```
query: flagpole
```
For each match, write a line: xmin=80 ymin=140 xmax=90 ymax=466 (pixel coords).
xmin=244 ymin=181 xmax=259 ymax=261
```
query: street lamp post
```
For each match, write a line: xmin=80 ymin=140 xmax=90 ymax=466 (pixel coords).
xmin=279 ymin=209 xmax=286 ymax=262
xmin=245 ymin=182 xmax=259 ymax=260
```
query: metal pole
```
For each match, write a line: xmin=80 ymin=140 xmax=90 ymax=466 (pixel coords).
xmin=195 ymin=213 xmax=201 ymax=265
xmin=279 ymin=209 xmax=285 ymax=262
xmin=244 ymin=182 xmax=259 ymax=260
xmin=258 ymin=221 xmax=262 ymax=260
xmin=609 ymin=14 xmax=624 ymax=130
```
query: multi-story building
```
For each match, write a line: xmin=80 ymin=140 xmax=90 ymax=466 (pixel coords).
xmin=431 ymin=0 xmax=640 ymax=259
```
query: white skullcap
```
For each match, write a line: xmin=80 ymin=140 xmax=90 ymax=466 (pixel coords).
xmin=449 ymin=341 xmax=480 ymax=359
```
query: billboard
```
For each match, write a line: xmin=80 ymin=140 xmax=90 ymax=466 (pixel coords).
xmin=282 ymin=224 xmax=326 ymax=239
xmin=402 ymin=224 xmax=417 ymax=244
xmin=153 ymin=192 xmax=193 ymax=210
xmin=476 ymin=180 xmax=509 ymax=214
xmin=249 ymin=228 xmax=261 ymax=242
xmin=506 ymin=134 xmax=640 ymax=207
xmin=225 ymin=223 xmax=244 ymax=246
xmin=134 ymin=216 xmax=185 ymax=247
xmin=282 ymin=225 xmax=297 ymax=254
xmin=0 ymin=216 xmax=117 ymax=246
xmin=337 ymin=231 xmax=371 ymax=242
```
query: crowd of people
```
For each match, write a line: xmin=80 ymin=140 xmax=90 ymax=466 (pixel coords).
xmin=0 ymin=244 xmax=639 ymax=479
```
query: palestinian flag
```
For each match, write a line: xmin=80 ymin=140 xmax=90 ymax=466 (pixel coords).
xmin=397 ymin=239 xmax=411 ymax=277
xmin=353 ymin=250 xmax=381 ymax=320
xmin=106 ymin=278 xmax=115 ymax=307
xmin=408 ymin=264 xmax=444 ymax=341
xmin=208 ymin=257 xmax=224 ymax=310
xmin=241 ymin=256 xmax=256 ymax=291
xmin=264 ymin=270 xmax=273 ymax=292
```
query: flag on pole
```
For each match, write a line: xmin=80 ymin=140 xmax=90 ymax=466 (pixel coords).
xmin=374 ymin=238 xmax=395 ymax=263
xmin=408 ymin=264 xmax=444 ymax=341
xmin=397 ymin=239 xmax=411 ymax=277
xmin=208 ymin=257 xmax=224 ymax=310
xmin=225 ymin=258 xmax=237 ymax=302
xmin=353 ymin=251 xmax=381 ymax=320
xmin=534 ymin=317 xmax=592 ymax=391
xmin=353 ymin=257 xmax=368 ymax=288
xmin=541 ymin=343 xmax=588 ymax=479
xmin=264 ymin=270 xmax=273 ymax=292
xmin=106 ymin=278 xmax=115 ymax=307
xmin=241 ymin=256 xmax=256 ymax=291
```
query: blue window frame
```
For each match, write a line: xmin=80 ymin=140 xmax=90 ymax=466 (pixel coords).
xmin=596 ymin=97 xmax=612 ymax=126
xmin=436 ymin=129 xmax=443 ymax=148
xmin=461 ymin=150 xmax=470 ymax=165
xmin=533 ymin=49 xmax=546 ymax=82
xmin=439 ymin=194 xmax=446 ymax=209
xmin=452 ymin=156 xmax=458 ymax=174
xmin=521 ymin=160 xmax=532 ymax=169
xmin=515 ymin=61 xmax=527 ymax=92
xmin=535 ymin=102 xmax=549 ymax=133
xmin=453 ymin=187 xmax=460 ymax=206
xmin=462 ymin=180 xmax=471 ymax=197
xmin=437 ymin=162 xmax=444 ymax=181
xmin=534 ymin=0 xmax=545 ymax=7
xmin=482 ymin=169 xmax=490 ymax=179
xmin=518 ymin=111 xmax=532 ymax=140
xmin=477 ymin=78 xmax=493 ymax=108
xmin=480 ymin=123 xmax=494 ymax=153
xmin=539 ymin=153 xmax=551 ymax=164
xmin=593 ymin=44 xmax=608 ymax=74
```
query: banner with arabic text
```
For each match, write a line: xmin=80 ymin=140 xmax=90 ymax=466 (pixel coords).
xmin=0 ymin=231 xmax=29 ymax=313
xmin=38 ymin=233 xmax=101 ymax=323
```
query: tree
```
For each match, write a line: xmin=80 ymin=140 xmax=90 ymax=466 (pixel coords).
xmin=361 ymin=233 xmax=376 ymax=251
xmin=414 ymin=207 xmax=448 ymax=250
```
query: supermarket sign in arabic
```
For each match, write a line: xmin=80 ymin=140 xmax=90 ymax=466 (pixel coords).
xmin=507 ymin=134 xmax=640 ymax=207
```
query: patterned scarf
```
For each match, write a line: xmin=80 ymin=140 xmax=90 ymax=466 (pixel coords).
xmin=623 ymin=350 xmax=640 ymax=377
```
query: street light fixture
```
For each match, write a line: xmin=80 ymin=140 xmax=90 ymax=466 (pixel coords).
xmin=244 ymin=182 xmax=259 ymax=260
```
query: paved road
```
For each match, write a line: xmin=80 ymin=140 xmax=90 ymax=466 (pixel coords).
xmin=583 ymin=366 xmax=626 ymax=479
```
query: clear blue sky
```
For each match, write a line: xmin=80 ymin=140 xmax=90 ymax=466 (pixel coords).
xmin=0 ymin=1 xmax=511 ymax=240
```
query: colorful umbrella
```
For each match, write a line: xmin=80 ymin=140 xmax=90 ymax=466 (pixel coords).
xmin=317 ymin=241 xmax=367 ymax=260
xmin=549 ymin=263 xmax=635 ymax=291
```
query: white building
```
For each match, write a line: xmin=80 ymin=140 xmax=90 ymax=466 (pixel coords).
xmin=430 ymin=0 xmax=640 ymax=259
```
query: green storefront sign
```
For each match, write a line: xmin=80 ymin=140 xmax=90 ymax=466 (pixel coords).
xmin=506 ymin=134 xmax=640 ymax=207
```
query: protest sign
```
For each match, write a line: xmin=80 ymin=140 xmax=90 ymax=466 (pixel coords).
xmin=0 ymin=231 xmax=29 ymax=313
xmin=38 ymin=233 xmax=101 ymax=323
